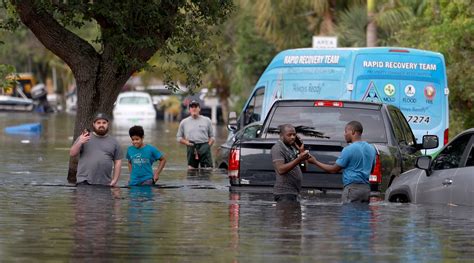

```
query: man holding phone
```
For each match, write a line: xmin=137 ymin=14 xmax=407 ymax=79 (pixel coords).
xmin=271 ymin=124 xmax=310 ymax=203
xmin=70 ymin=113 xmax=123 ymax=186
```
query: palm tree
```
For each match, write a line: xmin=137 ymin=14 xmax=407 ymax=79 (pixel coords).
xmin=367 ymin=0 xmax=427 ymax=47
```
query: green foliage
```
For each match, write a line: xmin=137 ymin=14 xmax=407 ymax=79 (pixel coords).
xmin=231 ymin=6 xmax=277 ymax=108
xmin=0 ymin=63 xmax=16 ymax=91
xmin=2 ymin=0 xmax=233 ymax=94
xmin=393 ymin=0 xmax=474 ymax=134
xmin=336 ymin=5 xmax=367 ymax=47
xmin=250 ymin=1 xmax=313 ymax=50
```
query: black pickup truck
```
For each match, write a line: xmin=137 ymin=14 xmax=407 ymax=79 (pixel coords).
xmin=227 ymin=100 xmax=438 ymax=193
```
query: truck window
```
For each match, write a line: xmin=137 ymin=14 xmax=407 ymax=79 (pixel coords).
xmin=395 ymin=110 xmax=416 ymax=146
xmin=265 ymin=106 xmax=387 ymax=143
xmin=388 ymin=109 xmax=405 ymax=144
xmin=243 ymin=87 xmax=264 ymax=126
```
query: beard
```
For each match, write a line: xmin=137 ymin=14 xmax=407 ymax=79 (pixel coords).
xmin=93 ymin=126 xmax=109 ymax=136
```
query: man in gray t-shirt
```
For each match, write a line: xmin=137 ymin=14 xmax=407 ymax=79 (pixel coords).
xmin=70 ymin=113 xmax=123 ymax=186
xmin=271 ymin=124 xmax=310 ymax=202
xmin=177 ymin=100 xmax=215 ymax=169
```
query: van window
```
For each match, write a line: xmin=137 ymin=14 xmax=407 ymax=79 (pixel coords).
xmin=243 ymin=87 xmax=264 ymax=126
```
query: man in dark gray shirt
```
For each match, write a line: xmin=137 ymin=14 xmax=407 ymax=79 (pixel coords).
xmin=70 ymin=113 xmax=123 ymax=186
xmin=271 ymin=124 xmax=310 ymax=202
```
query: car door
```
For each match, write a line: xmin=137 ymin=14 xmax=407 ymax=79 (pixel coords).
xmin=415 ymin=133 xmax=472 ymax=205
xmin=449 ymin=134 xmax=474 ymax=206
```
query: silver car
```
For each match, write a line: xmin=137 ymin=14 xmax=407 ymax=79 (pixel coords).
xmin=386 ymin=128 xmax=474 ymax=206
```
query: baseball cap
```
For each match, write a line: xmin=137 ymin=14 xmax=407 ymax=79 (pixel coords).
xmin=93 ymin=113 xmax=109 ymax=122
xmin=189 ymin=100 xmax=200 ymax=107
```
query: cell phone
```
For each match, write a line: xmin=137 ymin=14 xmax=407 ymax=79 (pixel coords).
xmin=295 ymin=135 xmax=303 ymax=147
xmin=83 ymin=128 xmax=90 ymax=135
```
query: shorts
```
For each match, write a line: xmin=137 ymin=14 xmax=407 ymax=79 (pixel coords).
xmin=129 ymin=179 xmax=154 ymax=186
xmin=187 ymin=142 xmax=213 ymax=168
xmin=341 ymin=183 xmax=370 ymax=204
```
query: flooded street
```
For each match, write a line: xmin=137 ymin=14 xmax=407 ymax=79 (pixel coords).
xmin=1 ymin=112 xmax=474 ymax=261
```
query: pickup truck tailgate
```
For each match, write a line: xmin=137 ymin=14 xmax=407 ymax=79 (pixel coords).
xmin=238 ymin=139 xmax=344 ymax=189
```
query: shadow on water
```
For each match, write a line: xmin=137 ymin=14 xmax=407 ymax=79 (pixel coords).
xmin=1 ymin=113 xmax=474 ymax=261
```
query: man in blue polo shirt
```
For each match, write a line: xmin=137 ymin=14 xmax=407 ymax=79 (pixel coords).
xmin=309 ymin=121 xmax=376 ymax=203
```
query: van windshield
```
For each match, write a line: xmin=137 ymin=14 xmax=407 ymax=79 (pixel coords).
xmin=266 ymin=106 xmax=387 ymax=143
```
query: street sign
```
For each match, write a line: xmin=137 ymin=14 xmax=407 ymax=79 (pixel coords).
xmin=312 ymin=36 xmax=338 ymax=48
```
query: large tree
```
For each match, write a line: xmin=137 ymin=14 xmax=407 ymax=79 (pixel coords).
xmin=2 ymin=0 xmax=232 ymax=183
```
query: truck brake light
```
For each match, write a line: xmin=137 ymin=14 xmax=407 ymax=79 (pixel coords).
xmin=444 ymin=128 xmax=449 ymax=145
xmin=314 ymin=101 xmax=344 ymax=107
xmin=369 ymin=154 xmax=382 ymax=184
xmin=228 ymin=148 xmax=240 ymax=178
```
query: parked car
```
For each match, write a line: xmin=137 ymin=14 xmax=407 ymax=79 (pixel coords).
xmin=113 ymin=91 xmax=156 ymax=120
xmin=386 ymin=128 xmax=474 ymax=206
xmin=215 ymin=122 xmax=262 ymax=169
xmin=228 ymin=99 xmax=438 ymax=193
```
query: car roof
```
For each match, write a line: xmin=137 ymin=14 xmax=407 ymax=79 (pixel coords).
xmin=117 ymin=91 xmax=151 ymax=98
xmin=451 ymin=128 xmax=474 ymax=140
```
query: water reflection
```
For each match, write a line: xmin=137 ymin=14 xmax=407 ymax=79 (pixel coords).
xmin=126 ymin=186 xmax=157 ymax=258
xmin=1 ymin=113 xmax=474 ymax=261
xmin=72 ymin=185 xmax=122 ymax=259
xmin=339 ymin=204 xmax=373 ymax=262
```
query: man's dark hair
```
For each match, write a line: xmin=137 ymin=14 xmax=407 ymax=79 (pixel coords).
xmin=347 ymin=121 xmax=363 ymax=134
xmin=279 ymin=124 xmax=294 ymax=134
xmin=129 ymin=125 xmax=144 ymax=138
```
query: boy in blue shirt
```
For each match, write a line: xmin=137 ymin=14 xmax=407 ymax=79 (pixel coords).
xmin=127 ymin=125 xmax=167 ymax=186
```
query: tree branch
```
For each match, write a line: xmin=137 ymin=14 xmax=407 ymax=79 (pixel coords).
xmin=13 ymin=0 xmax=99 ymax=79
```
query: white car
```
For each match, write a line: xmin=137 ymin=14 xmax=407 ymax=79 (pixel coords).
xmin=113 ymin=92 xmax=156 ymax=120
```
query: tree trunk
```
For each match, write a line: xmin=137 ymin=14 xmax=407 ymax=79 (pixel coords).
xmin=220 ymin=96 xmax=230 ymax=124
xmin=66 ymin=62 xmax=133 ymax=183
xmin=13 ymin=0 xmax=172 ymax=183
xmin=367 ymin=0 xmax=378 ymax=47
xmin=215 ymin=82 xmax=230 ymax=124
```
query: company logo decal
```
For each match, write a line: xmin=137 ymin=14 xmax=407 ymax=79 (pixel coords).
xmin=404 ymin=85 xmax=416 ymax=97
xmin=362 ymin=81 xmax=381 ymax=102
xmin=384 ymin=84 xmax=396 ymax=97
xmin=424 ymin=85 xmax=436 ymax=100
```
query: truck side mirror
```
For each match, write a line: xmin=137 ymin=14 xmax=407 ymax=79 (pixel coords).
xmin=415 ymin=155 xmax=432 ymax=176
xmin=227 ymin=111 xmax=238 ymax=132
xmin=422 ymin=135 xmax=439 ymax=149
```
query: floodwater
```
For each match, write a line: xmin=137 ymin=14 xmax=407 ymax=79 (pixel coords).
xmin=1 ymin=112 xmax=474 ymax=261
